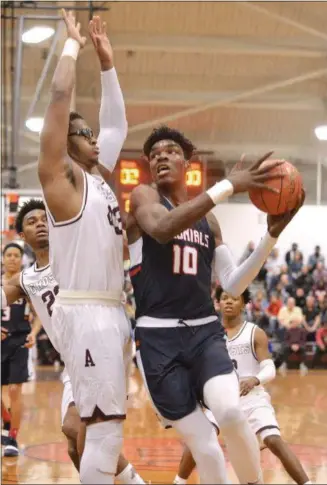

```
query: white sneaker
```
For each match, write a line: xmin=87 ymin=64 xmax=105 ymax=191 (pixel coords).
xmin=300 ymin=363 xmax=308 ymax=376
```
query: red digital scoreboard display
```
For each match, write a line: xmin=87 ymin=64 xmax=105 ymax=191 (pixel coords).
xmin=115 ymin=159 xmax=206 ymax=215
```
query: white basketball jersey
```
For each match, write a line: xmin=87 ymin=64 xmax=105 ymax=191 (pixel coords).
xmin=20 ymin=263 xmax=59 ymax=352
xmin=44 ymin=171 xmax=124 ymax=293
xmin=227 ymin=321 xmax=265 ymax=394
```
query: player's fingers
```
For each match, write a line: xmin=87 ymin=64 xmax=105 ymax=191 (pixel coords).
xmin=250 ymin=151 xmax=274 ymax=171
xmin=76 ymin=22 xmax=81 ymax=33
xmin=254 ymin=160 xmax=285 ymax=175
xmin=102 ymin=21 xmax=107 ymax=34
xmin=253 ymin=173 xmax=285 ymax=183
xmin=95 ymin=15 xmax=101 ymax=34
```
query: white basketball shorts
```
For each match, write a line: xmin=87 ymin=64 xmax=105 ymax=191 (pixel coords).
xmin=52 ymin=302 xmax=131 ymax=419
xmin=61 ymin=370 xmax=74 ymax=426
xmin=204 ymin=391 xmax=280 ymax=441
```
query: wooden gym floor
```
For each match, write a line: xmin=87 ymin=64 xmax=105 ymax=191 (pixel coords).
xmin=2 ymin=367 xmax=327 ymax=484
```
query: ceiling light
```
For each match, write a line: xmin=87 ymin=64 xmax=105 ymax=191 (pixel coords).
xmin=25 ymin=117 xmax=44 ymax=133
xmin=314 ymin=125 xmax=327 ymax=141
xmin=22 ymin=26 xmax=54 ymax=44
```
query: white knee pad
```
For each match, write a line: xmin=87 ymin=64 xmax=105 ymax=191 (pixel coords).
xmin=80 ymin=421 xmax=123 ymax=484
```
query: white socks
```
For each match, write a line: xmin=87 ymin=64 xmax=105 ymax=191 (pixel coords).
xmin=116 ymin=463 xmax=145 ymax=484
xmin=173 ymin=476 xmax=187 ymax=484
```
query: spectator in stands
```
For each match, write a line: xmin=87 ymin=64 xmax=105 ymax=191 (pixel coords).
xmin=265 ymin=248 xmax=281 ymax=290
xmin=313 ymin=320 xmax=327 ymax=368
xmin=294 ymin=287 xmax=306 ymax=310
xmin=314 ymin=279 xmax=327 ymax=301
xmin=302 ymin=296 xmax=321 ymax=342
xmin=265 ymin=292 xmax=283 ymax=335
xmin=279 ymin=319 xmax=308 ymax=376
xmin=308 ymin=245 xmax=325 ymax=272
xmin=275 ymin=274 xmax=293 ymax=303
xmin=312 ymin=261 xmax=327 ymax=285
xmin=278 ymin=297 xmax=304 ymax=329
xmin=248 ymin=290 xmax=269 ymax=330
xmin=288 ymin=251 xmax=303 ymax=281
xmin=285 ymin=243 xmax=303 ymax=266
xmin=294 ymin=265 xmax=313 ymax=294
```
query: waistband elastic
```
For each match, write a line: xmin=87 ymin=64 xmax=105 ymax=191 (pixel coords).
xmin=56 ymin=290 xmax=123 ymax=306
xmin=136 ymin=315 xmax=217 ymax=328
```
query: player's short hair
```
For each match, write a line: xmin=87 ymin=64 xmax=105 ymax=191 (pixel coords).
xmin=69 ymin=111 xmax=84 ymax=131
xmin=215 ymin=286 xmax=251 ymax=305
xmin=2 ymin=242 xmax=24 ymax=256
xmin=143 ymin=125 xmax=196 ymax=161
xmin=15 ymin=199 xmax=46 ymax=234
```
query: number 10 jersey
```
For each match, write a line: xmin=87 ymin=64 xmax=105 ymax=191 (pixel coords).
xmin=44 ymin=171 xmax=124 ymax=295
xmin=129 ymin=195 xmax=217 ymax=320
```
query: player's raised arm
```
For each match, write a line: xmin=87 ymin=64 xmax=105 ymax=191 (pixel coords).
xmin=130 ymin=152 xmax=282 ymax=245
xmin=208 ymin=190 xmax=305 ymax=298
xmin=89 ymin=16 xmax=127 ymax=175
xmin=38 ymin=10 xmax=86 ymax=186
xmin=1 ymin=273 xmax=25 ymax=307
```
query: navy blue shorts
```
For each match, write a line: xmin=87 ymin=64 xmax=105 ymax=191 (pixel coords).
xmin=1 ymin=333 xmax=29 ymax=386
xmin=135 ymin=319 xmax=233 ymax=421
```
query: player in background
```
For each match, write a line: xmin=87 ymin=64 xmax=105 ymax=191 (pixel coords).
xmin=174 ymin=288 xmax=312 ymax=485
xmin=1 ymin=243 xmax=41 ymax=456
xmin=127 ymin=125 xmax=304 ymax=484
xmin=1 ymin=199 xmax=145 ymax=484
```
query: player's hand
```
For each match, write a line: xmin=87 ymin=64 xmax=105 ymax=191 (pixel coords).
xmin=228 ymin=152 xmax=285 ymax=195
xmin=24 ymin=332 xmax=36 ymax=349
xmin=88 ymin=15 xmax=113 ymax=70
xmin=240 ymin=377 xmax=259 ymax=396
xmin=267 ymin=188 xmax=305 ymax=238
xmin=62 ymin=9 xmax=86 ymax=48
xmin=1 ymin=327 xmax=8 ymax=341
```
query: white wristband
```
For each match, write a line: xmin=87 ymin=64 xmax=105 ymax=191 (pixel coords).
xmin=206 ymin=179 xmax=234 ymax=205
xmin=61 ymin=38 xmax=80 ymax=61
xmin=1 ymin=287 xmax=8 ymax=308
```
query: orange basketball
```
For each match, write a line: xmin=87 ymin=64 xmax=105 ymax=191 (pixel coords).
xmin=248 ymin=160 xmax=303 ymax=215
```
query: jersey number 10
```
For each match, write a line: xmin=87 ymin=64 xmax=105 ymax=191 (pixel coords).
xmin=172 ymin=245 xmax=198 ymax=275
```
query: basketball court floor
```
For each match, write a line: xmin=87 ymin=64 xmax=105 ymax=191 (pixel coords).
xmin=2 ymin=367 xmax=327 ymax=484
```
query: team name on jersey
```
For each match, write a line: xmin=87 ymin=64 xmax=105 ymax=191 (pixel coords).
xmin=25 ymin=273 xmax=56 ymax=295
xmin=93 ymin=179 xmax=117 ymax=204
xmin=174 ymin=228 xmax=209 ymax=248
xmin=228 ymin=343 xmax=251 ymax=357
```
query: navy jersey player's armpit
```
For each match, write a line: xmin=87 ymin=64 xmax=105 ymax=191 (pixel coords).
xmin=130 ymin=197 xmax=216 ymax=320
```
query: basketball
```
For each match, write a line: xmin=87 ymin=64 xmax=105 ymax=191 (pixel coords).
xmin=248 ymin=160 xmax=303 ymax=215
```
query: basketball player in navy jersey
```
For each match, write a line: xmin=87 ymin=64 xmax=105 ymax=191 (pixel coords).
xmin=1 ymin=243 xmax=39 ymax=456
xmin=127 ymin=125 xmax=304 ymax=484
xmin=1 ymin=199 xmax=145 ymax=483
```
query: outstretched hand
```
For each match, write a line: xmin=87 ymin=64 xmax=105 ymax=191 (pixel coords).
xmin=62 ymin=9 xmax=86 ymax=48
xmin=89 ymin=15 xmax=113 ymax=70
xmin=267 ymin=188 xmax=305 ymax=238
xmin=227 ymin=151 xmax=285 ymax=195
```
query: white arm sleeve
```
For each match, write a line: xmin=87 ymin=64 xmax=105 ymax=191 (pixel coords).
xmin=256 ymin=359 xmax=276 ymax=385
xmin=214 ymin=232 xmax=277 ymax=296
xmin=97 ymin=68 xmax=128 ymax=173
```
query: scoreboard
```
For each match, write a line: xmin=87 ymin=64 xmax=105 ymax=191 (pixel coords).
xmin=115 ymin=159 xmax=206 ymax=215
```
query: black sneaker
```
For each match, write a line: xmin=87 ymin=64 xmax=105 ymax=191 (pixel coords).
xmin=1 ymin=421 xmax=11 ymax=446
xmin=4 ymin=437 xmax=19 ymax=457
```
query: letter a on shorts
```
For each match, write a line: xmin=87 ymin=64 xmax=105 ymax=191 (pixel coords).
xmin=85 ymin=349 xmax=95 ymax=367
